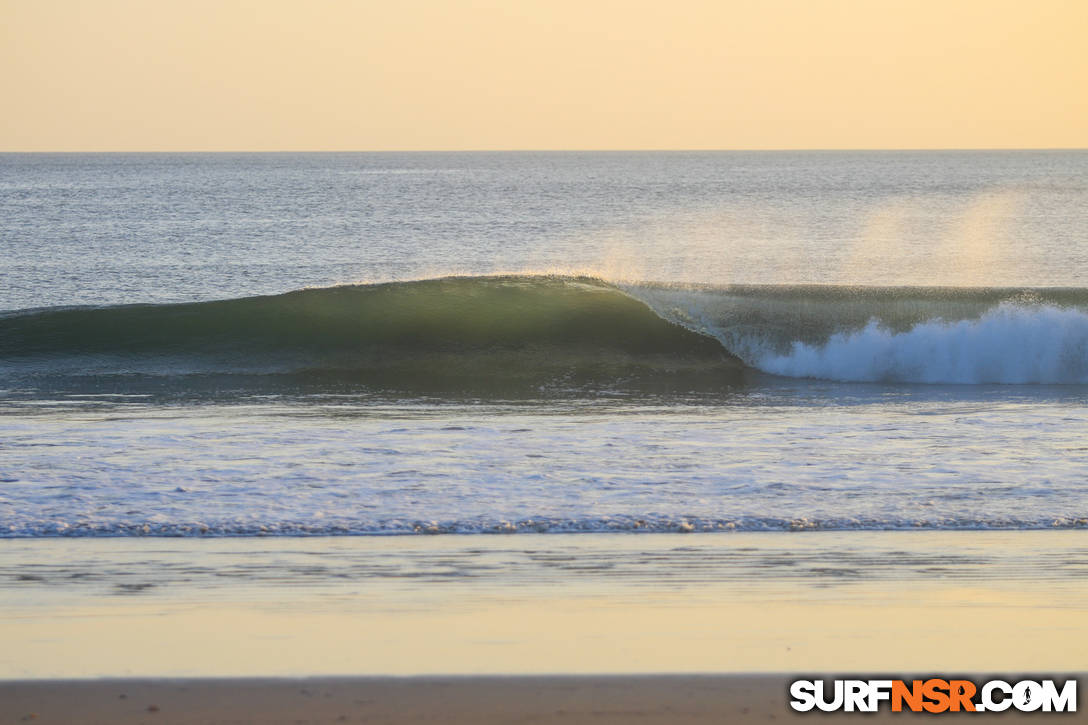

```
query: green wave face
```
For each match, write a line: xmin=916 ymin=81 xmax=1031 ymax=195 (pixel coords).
xmin=0 ymin=276 xmax=744 ymax=395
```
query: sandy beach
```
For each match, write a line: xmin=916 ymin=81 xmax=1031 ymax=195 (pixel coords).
xmin=2 ymin=675 xmax=1083 ymax=724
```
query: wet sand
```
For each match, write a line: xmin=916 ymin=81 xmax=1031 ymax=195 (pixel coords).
xmin=2 ymin=533 xmax=1085 ymax=723
xmin=2 ymin=533 xmax=1086 ymax=679
xmin=2 ymin=675 xmax=1084 ymax=724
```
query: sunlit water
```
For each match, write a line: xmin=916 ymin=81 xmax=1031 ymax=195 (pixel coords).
xmin=2 ymin=151 xmax=1087 ymax=536
xmin=3 ymin=151 xmax=1087 ymax=311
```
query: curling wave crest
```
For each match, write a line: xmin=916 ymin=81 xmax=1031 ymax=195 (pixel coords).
xmin=626 ymin=283 xmax=1088 ymax=385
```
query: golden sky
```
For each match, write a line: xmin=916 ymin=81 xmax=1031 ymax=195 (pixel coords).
xmin=2 ymin=0 xmax=1086 ymax=151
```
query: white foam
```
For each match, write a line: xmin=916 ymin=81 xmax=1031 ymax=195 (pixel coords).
xmin=756 ymin=304 xmax=1088 ymax=384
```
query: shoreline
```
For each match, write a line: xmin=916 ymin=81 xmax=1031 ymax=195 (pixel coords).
xmin=2 ymin=531 xmax=1086 ymax=679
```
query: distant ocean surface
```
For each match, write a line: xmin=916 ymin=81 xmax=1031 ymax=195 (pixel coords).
xmin=2 ymin=151 xmax=1088 ymax=537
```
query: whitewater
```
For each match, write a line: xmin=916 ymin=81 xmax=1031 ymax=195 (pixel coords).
xmin=757 ymin=303 xmax=1088 ymax=384
xmin=2 ymin=150 xmax=1087 ymax=537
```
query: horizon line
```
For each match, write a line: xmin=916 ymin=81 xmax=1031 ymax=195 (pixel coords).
xmin=2 ymin=147 xmax=1086 ymax=154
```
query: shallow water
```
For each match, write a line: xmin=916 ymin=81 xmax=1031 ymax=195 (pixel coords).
xmin=1 ymin=532 xmax=1084 ymax=677
xmin=2 ymin=388 xmax=1088 ymax=537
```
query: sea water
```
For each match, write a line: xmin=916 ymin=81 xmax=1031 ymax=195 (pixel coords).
xmin=2 ymin=150 xmax=1087 ymax=535
xmin=1 ymin=151 xmax=1086 ymax=676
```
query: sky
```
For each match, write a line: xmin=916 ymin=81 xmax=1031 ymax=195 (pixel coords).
xmin=2 ymin=0 xmax=1086 ymax=151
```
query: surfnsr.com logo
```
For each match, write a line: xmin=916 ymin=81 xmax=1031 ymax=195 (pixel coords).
xmin=790 ymin=679 xmax=1077 ymax=713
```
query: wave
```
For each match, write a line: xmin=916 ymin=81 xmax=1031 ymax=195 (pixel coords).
xmin=5 ymin=514 xmax=1087 ymax=537
xmin=627 ymin=283 xmax=1088 ymax=384
xmin=0 ymin=276 xmax=742 ymax=394
xmin=4 ymin=276 xmax=1088 ymax=391
xmin=757 ymin=303 xmax=1088 ymax=383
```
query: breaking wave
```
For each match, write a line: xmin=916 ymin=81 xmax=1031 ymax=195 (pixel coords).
xmin=757 ymin=303 xmax=1088 ymax=383
xmin=628 ymin=283 xmax=1088 ymax=384
xmin=4 ymin=275 xmax=1088 ymax=390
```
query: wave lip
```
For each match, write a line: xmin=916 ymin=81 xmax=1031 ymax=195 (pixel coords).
xmin=0 ymin=276 xmax=744 ymax=394
xmin=756 ymin=303 xmax=1088 ymax=384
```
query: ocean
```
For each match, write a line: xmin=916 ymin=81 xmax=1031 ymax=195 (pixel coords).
xmin=1 ymin=151 xmax=1086 ymax=677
